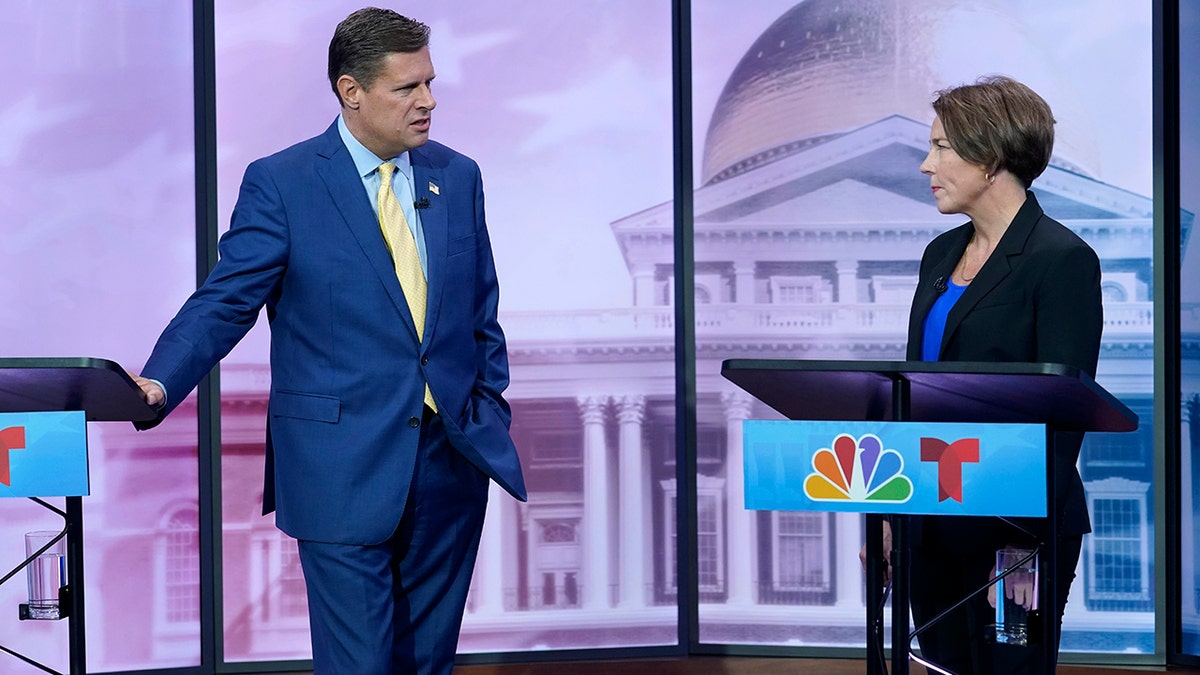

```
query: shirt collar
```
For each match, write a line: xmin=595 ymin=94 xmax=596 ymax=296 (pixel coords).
xmin=337 ymin=114 xmax=411 ymax=179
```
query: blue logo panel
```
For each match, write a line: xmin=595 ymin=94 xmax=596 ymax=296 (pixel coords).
xmin=0 ymin=411 xmax=89 ymax=498
xmin=744 ymin=420 xmax=1046 ymax=517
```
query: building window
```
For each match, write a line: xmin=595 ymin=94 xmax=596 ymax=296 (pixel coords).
xmin=772 ymin=512 xmax=830 ymax=592
xmin=1085 ymin=478 xmax=1151 ymax=611
xmin=697 ymin=495 xmax=722 ymax=592
xmin=662 ymin=273 xmax=729 ymax=304
xmin=539 ymin=571 xmax=580 ymax=608
xmin=152 ymin=505 xmax=201 ymax=658
xmin=1083 ymin=429 xmax=1148 ymax=469
xmin=162 ymin=508 xmax=199 ymax=624
xmin=278 ymin=537 xmax=307 ymax=620
xmin=660 ymin=476 xmax=725 ymax=600
xmin=522 ymin=502 xmax=583 ymax=611
xmin=530 ymin=429 xmax=583 ymax=466
xmin=665 ymin=494 xmax=678 ymax=593
xmin=1100 ymin=271 xmax=1145 ymax=302
xmin=252 ymin=529 xmax=309 ymax=625
xmin=755 ymin=511 xmax=835 ymax=605
xmin=541 ymin=521 xmax=577 ymax=543
xmin=770 ymin=275 xmax=827 ymax=304
xmin=1101 ymin=281 xmax=1129 ymax=302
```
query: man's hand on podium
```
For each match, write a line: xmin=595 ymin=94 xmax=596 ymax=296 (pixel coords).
xmin=129 ymin=373 xmax=166 ymax=409
xmin=859 ymin=518 xmax=893 ymax=586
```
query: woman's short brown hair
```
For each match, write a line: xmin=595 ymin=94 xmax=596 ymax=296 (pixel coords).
xmin=932 ymin=75 xmax=1055 ymax=188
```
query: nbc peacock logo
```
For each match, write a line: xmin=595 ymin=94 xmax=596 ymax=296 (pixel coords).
xmin=804 ymin=433 xmax=913 ymax=503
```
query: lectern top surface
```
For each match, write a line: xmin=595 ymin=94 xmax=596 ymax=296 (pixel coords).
xmin=721 ymin=359 xmax=1137 ymax=433
xmin=0 ymin=357 xmax=157 ymax=422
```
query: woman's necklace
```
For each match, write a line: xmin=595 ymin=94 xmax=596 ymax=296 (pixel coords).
xmin=957 ymin=233 xmax=981 ymax=283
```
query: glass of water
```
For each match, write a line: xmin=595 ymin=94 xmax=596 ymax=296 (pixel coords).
xmin=24 ymin=530 xmax=67 ymax=620
xmin=989 ymin=546 xmax=1039 ymax=645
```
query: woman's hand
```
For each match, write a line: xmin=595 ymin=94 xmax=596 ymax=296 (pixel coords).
xmin=987 ymin=549 xmax=1037 ymax=609
xmin=859 ymin=519 xmax=892 ymax=586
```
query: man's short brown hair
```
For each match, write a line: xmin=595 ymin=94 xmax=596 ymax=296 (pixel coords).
xmin=328 ymin=7 xmax=430 ymax=107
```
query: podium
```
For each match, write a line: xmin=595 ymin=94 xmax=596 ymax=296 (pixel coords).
xmin=721 ymin=359 xmax=1138 ymax=675
xmin=0 ymin=357 xmax=156 ymax=675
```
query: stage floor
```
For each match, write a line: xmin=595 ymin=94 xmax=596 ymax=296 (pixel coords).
xmin=257 ymin=655 xmax=1199 ymax=674
xmin=453 ymin=655 xmax=1197 ymax=674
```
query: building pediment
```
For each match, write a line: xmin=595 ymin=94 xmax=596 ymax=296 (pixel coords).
xmin=609 ymin=114 xmax=1193 ymax=287
xmin=697 ymin=116 xmax=1153 ymax=223
xmin=702 ymin=175 xmax=953 ymax=229
xmin=613 ymin=115 xmax=1184 ymax=257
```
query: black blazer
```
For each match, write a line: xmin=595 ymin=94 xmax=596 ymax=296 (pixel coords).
xmin=907 ymin=191 xmax=1103 ymax=542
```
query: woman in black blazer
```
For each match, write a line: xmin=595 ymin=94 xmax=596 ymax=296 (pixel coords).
xmin=902 ymin=76 xmax=1102 ymax=674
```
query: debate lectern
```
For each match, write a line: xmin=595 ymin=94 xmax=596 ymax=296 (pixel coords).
xmin=721 ymin=359 xmax=1138 ymax=675
xmin=0 ymin=357 xmax=156 ymax=675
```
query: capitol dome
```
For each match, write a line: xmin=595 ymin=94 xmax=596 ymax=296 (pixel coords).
xmin=701 ymin=0 xmax=1097 ymax=185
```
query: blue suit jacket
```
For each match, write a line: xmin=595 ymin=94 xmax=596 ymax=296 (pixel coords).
xmin=140 ymin=121 xmax=526 ymax=545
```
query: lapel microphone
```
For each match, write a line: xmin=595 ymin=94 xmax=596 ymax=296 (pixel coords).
xmin=414 ymin=197 xmax=431 ymax=209
xmin=933 ymin=276 xmax=947 ymax=294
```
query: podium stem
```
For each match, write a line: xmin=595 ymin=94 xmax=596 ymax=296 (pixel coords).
xmin=66 ymin=497 xmax=85 ymax=675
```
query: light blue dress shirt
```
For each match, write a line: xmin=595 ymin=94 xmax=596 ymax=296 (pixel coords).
xmin=337 ymin=115 xmax=429 ymax=275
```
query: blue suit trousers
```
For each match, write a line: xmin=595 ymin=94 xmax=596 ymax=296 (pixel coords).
xmin=297 ymin=410 xmax=489 ymax=674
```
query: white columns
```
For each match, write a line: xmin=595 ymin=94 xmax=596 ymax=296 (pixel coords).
xmin=734 ymin=262 xmax=756 ymax=304
xmin=473 ymin=480 xmax=509 ymax=615
xmin=721 ymin=391 xmax=755 ymax=604
xmin=836 ymin=259 xmax=858 ymax=303
xmin=616 ymin=395 xmax=648 ymax=607
xmin=835 ymin=512 xmax=865 ymax=609
xmin=578 ymin=395 xmax=611 ymax=609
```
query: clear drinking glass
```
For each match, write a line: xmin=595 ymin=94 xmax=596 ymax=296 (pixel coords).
xmin=990 ymin=546 xmax=1038 ymax=645
xmin=24 ymin=530 xmax=67 ymax=620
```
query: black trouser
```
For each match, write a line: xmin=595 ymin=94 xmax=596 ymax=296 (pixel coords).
xmin=909 ymin=527 xmax=1083 ymax=675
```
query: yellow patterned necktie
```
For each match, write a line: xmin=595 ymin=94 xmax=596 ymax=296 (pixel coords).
xmin=377 ymin=161 xmax=437 ymax=413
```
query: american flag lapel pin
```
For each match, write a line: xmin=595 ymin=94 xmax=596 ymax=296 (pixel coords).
xmin=428 ymin=181 xmax=440 ymax=196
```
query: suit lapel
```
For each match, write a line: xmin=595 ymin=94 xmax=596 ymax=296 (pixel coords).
xmin=940 ymin=193 xmax=1042 ymax=355
xmin=910 ymin=226 xmax=971 ymax=349
xmin=411 ymin=147 xmax=446 ymax=343
xmin=313 ymin=122 xmax=418 ymax=338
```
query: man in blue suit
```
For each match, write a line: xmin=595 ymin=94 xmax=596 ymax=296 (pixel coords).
xmin=132 ymin=8 xmax=525 ymax=673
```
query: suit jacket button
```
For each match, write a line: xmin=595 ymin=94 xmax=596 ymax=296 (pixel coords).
xmin=409 ymin=416 xmax=420 ymax=428
xmin=421 ymin=356 xmax=429 ymax=366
